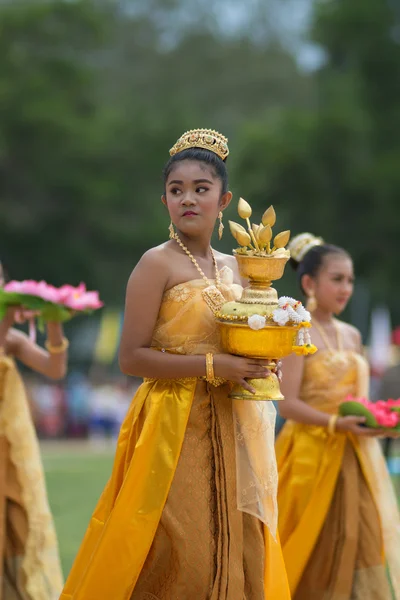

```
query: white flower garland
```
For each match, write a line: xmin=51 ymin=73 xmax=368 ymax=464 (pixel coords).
xmin=246 ymin=297 xmax=311 ymax=334
xmin=272 ymin=297 xmax=311 ymax=327
xmin=248 ymin=314 xmax=266 ymax=330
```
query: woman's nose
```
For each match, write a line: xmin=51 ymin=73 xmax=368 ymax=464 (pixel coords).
xmin=181 ymin=192 xmax=196 ymax=205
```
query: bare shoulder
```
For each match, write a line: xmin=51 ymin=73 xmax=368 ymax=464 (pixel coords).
xmin=214 ymin=251 xmax=241 ymax=283
xmin=127 ymin=241 xmax=188 ymax=296
xmin=135 ymin=243 xmax=170 ymax=271
xmin=128 ymin=243 xmax=170 ymax=284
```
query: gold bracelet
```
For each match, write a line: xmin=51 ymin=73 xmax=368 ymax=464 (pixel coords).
xmin=204 ymin=353 xmax=225 ymax=387
xmin=327 ymin=415 xmax=339 ymax=435
xmin=45 ymin=337 xmax=69 ymax=354
xmin=205 ymin=353 xmax=215 ymax=381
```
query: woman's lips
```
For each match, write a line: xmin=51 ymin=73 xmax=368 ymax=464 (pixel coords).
xmin=182 ymin=211 xmax=198 ymax=217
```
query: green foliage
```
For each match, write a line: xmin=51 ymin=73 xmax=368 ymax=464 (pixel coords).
xmin=1 ymin=0 xmax=398 ymax=327
xmin=234 ymin=0 xmax=400 ymax=325
xmin=0 ymin=0 xmax=311 ymax=305
xmin=43 ymin=447 xmax=114 ymax=575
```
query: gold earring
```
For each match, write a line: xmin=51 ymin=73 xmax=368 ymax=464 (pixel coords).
xmin=306 ymin=292 xmax=317 ymax=312
xmin=168 ymin=222 xmax=175 ymax=239
xmin=218 ymin=211 xmax=224 ymax=240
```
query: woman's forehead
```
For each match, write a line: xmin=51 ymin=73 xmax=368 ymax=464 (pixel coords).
xmin=166 ymin=160 xmax=216 ymax=182
xmin=322 ymin=255 xmax=353 ymax=273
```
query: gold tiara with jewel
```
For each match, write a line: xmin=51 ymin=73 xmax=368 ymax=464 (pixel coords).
xmin=289 ymin=232 xmax=324 ymax=262
xmin=169 ymin=129 xmax=229 ymax=161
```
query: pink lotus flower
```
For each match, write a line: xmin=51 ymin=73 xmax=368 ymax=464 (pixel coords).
xmin=345 ymin=395 xmax=400 ymax=427
xmin=386 ymin=399 xmax=400 ymax=408
xmin=57 ymin=283 xmax=103 ymax=311
xmin=5 ymin=280 xmax=60 ymax=303
xmin=3 ymin=279 xmax=103 ymax=316
xmin=373 ymin=409 xmax=399 ymax=427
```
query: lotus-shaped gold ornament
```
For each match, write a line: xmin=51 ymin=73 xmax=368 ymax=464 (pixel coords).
xmin=217 ymin=200 xmax=304 ymax=401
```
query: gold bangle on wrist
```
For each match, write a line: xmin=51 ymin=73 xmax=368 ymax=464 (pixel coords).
xmin=205 ymin=352 xmax=215 ymax=381
xmin=205 ymin=353 xmax=225 ymax=387
xmin=327 ymin=415 xmax=339 ymax=435
xmin=45 ymin=337 xmax=69 ymax=354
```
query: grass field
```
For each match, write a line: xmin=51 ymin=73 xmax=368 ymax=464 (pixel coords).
xmin=42 ymin=440 xmax=400 ymax=579
xmin=42 ymin=442 xmax=115 ymax=576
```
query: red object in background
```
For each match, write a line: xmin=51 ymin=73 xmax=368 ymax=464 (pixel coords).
xmin=392 ymin=326 xmax=400 ymax=346
xmin=38 ymin=384 xmax=66 ymax=438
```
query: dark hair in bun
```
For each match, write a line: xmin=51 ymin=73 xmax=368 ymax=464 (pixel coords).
xmin=291 ymin=244 xmax=351 ymax=294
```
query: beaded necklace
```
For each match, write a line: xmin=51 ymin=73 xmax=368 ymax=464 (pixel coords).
xmin=312 ymin=318 xmax=343 ymax=352
xmin=170 ymin=232 xmax=221 ymax=288
xmin=170 ymin=232 xmax=225 ymax=314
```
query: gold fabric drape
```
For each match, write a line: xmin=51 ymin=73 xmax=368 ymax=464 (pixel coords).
xmin=0 ymin=354 xmax=63 ymax=600
xmin=60 ymin=273 xmax=290 ymax=600
xmin=276 ymin=348 xmax=400 ymax=599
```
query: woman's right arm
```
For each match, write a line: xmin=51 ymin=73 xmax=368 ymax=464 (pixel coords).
xmin=118 ymin=250 xmax=271 ymax=390
xmin=279 ymin=353 xmax=383 ymax=436
xmin=279 ymin=353 xmax=333 ymax=426
xmin=119 ymin=249 xmax=213 ymax=379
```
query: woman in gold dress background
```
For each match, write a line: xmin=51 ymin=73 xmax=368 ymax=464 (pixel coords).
xmin=276 ymin=234 xmax=400 ymax=599
xmin=0 ymin=261 xmax=66 ymax=599
xmin=60 ymin=129 xmax=290 ymax=600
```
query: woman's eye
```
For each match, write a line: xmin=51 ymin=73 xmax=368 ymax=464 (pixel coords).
xmin=170 ymin=188 xmax=182 ymax=195
xmin=196 ymin=186 xmax=208 ymax=193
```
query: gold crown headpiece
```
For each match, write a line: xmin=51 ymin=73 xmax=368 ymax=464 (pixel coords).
xmin=289 ymin=232 xmax=324 ymax=263
xmin=169 ymin=129 xmax=229 ymax=161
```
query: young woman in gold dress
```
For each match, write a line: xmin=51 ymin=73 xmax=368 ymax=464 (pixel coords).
xmin=60 ymin=129 xmax=290 ymax=600
xmin=276 ymin=234 xmax=400 ymax=600
xmin=0 ymin=262 xmax=66 ymax=599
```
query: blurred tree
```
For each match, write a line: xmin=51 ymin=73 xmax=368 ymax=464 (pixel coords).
xmin=233 ymin=0 xmax=400 ymax=325
xmin=0 ymin=0 xmax=111 ymax=287
xmin=0 ymin=0 xmax=312 ymax=306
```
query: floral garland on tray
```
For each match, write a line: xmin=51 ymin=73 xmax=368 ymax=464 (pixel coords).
xmin=246 ymin=296 xmax=317 ymax=356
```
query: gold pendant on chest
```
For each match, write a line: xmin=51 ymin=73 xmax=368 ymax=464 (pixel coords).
xmin=202 ymin=285 xmax=225 ymax=315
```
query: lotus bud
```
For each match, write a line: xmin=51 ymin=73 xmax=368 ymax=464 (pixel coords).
xmin=252 ymin=223 xmax=260 ymax=238
xmin=274 ymin=230 xmax=291 ymax=248
xmin=236 ymin=231 xmax=252 ymax=247
xmin=238 ymin=197 xmax=252 ymax=219
xmin=262 ymin=205 xmax=276 ymax=227
xmin=258 ymin=225 xmax=272 ymax=245
xmin=229 ymin=221 xmax=248 ymax=239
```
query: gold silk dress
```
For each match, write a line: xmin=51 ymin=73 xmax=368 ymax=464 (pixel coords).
xmin=0 ymin=352 xmax=63 ymax=600
xmin=276 ymin=346 xmax=400 ymax=600
xmin=60 ymin=276 xmax=290 ymax=600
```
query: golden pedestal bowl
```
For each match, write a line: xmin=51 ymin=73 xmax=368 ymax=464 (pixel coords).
xmin=220 ymin=199 xmax=308 ymax=401
xmin=217 ymin=321 xmax=300 ymax=401
xmin=234 ymin=254 xmax=289 ymax=306
xmin=235 ymin=253 xmax=288 ymax=285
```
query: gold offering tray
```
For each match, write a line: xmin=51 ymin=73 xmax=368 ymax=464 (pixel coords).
xmin=217 ymin=199 xmax=306 ymax=401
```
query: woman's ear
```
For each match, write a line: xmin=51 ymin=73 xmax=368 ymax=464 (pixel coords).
xmin=301 ymin=274 xmax=315 ymax=296
xmin=220 ymin=191 xmax=232 ymax=211
xmin=161 ymin=194 xmax=167 ymax=207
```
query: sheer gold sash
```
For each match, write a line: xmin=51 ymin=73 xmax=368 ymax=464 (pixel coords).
xmin=0 ymin=354 xmax=63 ymax=600
xmin=354 ymin=354 xmax=400 ymax=599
